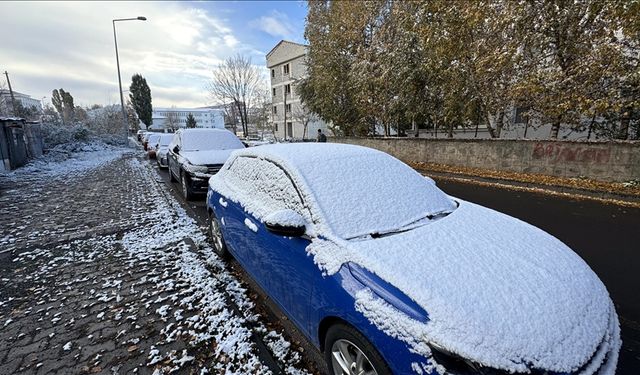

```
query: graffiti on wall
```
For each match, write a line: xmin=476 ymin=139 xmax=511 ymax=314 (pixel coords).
xmin=532 ymin=143 xmax=610 ymax=164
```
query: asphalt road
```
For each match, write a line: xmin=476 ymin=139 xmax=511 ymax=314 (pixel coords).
xmin=152 ymin=158 xmax=639 ymax=374
xmin=436 ymin=179 xmax=640 ymax=374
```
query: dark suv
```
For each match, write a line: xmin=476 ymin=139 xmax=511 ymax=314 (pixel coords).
xmin=167 ymin=128 xmax=245 ymax=200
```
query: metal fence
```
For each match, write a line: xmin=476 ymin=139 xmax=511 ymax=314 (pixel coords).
xmin=0 ymin=118 xmax=43 ymax=171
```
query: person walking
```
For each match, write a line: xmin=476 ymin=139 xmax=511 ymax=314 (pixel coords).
xmin=317 ymin=129 xmax=327 ymax=143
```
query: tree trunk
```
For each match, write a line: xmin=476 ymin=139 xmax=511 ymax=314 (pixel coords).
xmin=587 ymin=114 xmax=596 ymax=140
xmin=550 ymin=117 xmax=561 ymax=139
xmin=495 ymin=109 xmax=505 ymax=138
xmin=619 ymin=109 xmax=630 ymax=140
xmin=483 ymin=111 xmax=497 ymax=138
xmin=447 ymin=122 xmax=453 ymax=138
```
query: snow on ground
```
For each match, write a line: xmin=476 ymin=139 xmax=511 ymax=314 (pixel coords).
xmin=0 ymin=141 xmax=128 ymax=183
xmin=0 ymin=148 xmax=311 ymax=374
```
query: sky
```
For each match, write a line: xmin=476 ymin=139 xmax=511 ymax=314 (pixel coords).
xmin=0 ymin=1 xmax=308 ymax=108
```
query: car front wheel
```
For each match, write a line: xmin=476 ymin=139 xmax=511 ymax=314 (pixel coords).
xmin=168 ymin=160 xmax=177 ymax=182
xmin=325 ymin=323 xmax=391 ymax=375
xmin=208 ymin=211 xmax=228 ymax=258
xmin=180 ymin=170 xmax=194 ymax=201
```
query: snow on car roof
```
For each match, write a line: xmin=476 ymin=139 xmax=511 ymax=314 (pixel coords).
xmin=229 ymin=143 xmax=456 ymax=239
xmin=180 ymin=128 xmax=244 ymax=152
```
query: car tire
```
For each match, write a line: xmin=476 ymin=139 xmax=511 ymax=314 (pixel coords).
xmin=181 ymin=170 xmax=194 ymax=201
xmin=324 ymin=323 xmax=391 ymax=375
xmin=208 ymin=210 xmax=229 ymax=259
xmin=168 ymin=160 xmax=177 ymax=182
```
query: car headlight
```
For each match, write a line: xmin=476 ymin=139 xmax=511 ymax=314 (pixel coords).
xmin=429 ymin=344 xmax=517 ymax=375
xmin=348 ymin=262 xmax=429 ymax=323
xmin=183 ymin=163 xmax=208 ymax=174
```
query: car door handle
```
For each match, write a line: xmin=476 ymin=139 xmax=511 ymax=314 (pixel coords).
xmin=244 ymin=218 xmax=258 ymax=232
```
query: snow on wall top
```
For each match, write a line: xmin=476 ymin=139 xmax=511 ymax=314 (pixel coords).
xmin=222 ymin=143 xmax=456 ymax=239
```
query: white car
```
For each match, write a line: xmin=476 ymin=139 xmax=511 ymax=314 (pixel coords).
xmin=156 ymin=134 xmax=175 ymax=168
xmin=167 ymin=128 xmax=245 ymax=200
xmin=146 ymin=134 xmax=162 ymax=158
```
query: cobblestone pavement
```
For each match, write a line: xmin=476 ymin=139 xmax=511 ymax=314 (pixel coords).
xmin=0 ymin=151 xmax=309 ymax=375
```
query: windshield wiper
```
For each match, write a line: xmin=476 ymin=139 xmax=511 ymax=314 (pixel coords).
xmin=350 ymin=210 xmax=454 ymax=241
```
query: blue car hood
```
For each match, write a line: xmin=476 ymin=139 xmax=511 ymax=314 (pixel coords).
xmin=316 ymin=199 xmax=613 ymax=372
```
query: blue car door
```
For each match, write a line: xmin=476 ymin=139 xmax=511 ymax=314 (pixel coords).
xmin=220 ymin=156 xmax=315 ymax=329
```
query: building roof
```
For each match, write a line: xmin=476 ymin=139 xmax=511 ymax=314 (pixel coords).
xmin=0 ymin=90 xmax=35 ymax=99
xmin=266 ymin=40 xmax=308 ymax=67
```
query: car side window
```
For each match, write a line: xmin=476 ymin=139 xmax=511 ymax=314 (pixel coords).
xmin=225 ymin=157 xmax=305 ymax=218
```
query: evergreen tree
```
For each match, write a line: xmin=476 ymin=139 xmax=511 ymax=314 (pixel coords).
xmin=129 ymin=74 xmax=153 ymax=127
xmin=51 ymin=88 xmax=75 ymax=124
xmin=186 ymin=113 xmax=197 ymax=128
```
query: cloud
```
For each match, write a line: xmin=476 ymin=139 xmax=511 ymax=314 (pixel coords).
xmin=249 ymin=10 xmax=296 ymax=39
xmin=0 ymin=2 xmax=256 ymax=107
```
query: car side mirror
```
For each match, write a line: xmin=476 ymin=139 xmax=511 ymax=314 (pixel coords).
xmin=264 ymin=209 xmax=307 ymax=237
xmin=173 ymin=145 xmax=180 ymax=154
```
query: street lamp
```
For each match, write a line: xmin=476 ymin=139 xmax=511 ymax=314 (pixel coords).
xmin=112 ymin=16 xmax=146 ymax=145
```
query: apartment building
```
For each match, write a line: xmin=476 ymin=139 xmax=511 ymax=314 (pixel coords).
xmin=266 ymin=40 xmax=327 ymax=140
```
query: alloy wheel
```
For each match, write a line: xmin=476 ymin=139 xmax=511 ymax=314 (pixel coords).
xmin=209 ymin=215 xmax=224 ymax=252
xmin=331 ymin=339 xmax=378 ymax=375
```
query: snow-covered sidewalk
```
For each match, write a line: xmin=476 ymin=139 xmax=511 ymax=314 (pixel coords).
xmin=0 ymin=149 xmax=310 ymax=374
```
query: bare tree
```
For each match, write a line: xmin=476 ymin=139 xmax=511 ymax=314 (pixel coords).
xmin=165 ymin=106 xmax=180 ymax=131
xmin=209 ymin=54 xmax=262 ymax=138
xmin=292 ymin=104 xmax=319 ymax=140
xmin=248 ymin=83 xmax=274 ymax=139
xmin=222 ymin=102 xmax=239 ymax=134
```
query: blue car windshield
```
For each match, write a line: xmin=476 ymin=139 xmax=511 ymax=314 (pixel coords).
xmin=295 ymin=151 xmax=457 ymax=240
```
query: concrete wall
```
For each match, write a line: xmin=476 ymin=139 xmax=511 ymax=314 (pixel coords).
xmin=332 ymin=137 xmax=640 ymax=182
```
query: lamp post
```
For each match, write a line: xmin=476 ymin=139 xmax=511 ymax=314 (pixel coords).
xmin=112 ymin=16 xmax=146 ymax=145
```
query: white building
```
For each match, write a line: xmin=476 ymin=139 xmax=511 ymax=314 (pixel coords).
xmin=150 ymin=107 xmax=225 ymax=131
xmin=266 ymin=40 xmax=328 ymax=140
xmin=0 ymin=90 xmax=42 ymax=112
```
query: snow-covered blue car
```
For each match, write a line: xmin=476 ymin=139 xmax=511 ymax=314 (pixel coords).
xmin=206 ymin=143 xmax=620 ymax=375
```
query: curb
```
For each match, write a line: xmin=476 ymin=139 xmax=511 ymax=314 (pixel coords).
xmin=420 ymin=170 xmax=640 ymax=209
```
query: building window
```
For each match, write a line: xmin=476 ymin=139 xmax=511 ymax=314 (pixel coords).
xmin=285 ymin=84 xmax=291 ymax=95
xmin=286 ymin=104 xmax=291 ymax=113
xmin=275 ymin=123 xmax=278 ymax=131
xmin=283 ymin=64 xmax=290 ymax=75
xmin=287 ymin=122 xmax=293 ymax=137
xmin=273 ymin=106 xmax=277 ymax=114
xmin=271 ymin=69 xmax=275 ymax=78
xmin=272 ymin=88 xmax=276 ymax=96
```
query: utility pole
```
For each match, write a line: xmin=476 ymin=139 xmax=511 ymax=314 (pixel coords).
xmin=112 ymin=16 xmax=147 ymax=145
xmin=3 ymin=71 xmax=17 ymax=116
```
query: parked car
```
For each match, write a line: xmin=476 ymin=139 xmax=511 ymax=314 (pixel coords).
xmin=146 ymin=134 xmax=162 ymax=158
xmin=156 ymin=134 xmax=175 ymax=169
xmin=142 ymin=132 xmax=156 ymax=151
xmin=206 ymin=143 xmax=620 ymax=375
xmin=168 ymin=128 xmax=245 ymax=200
xmin=136 ymin=130 xmax=147 ymax=142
